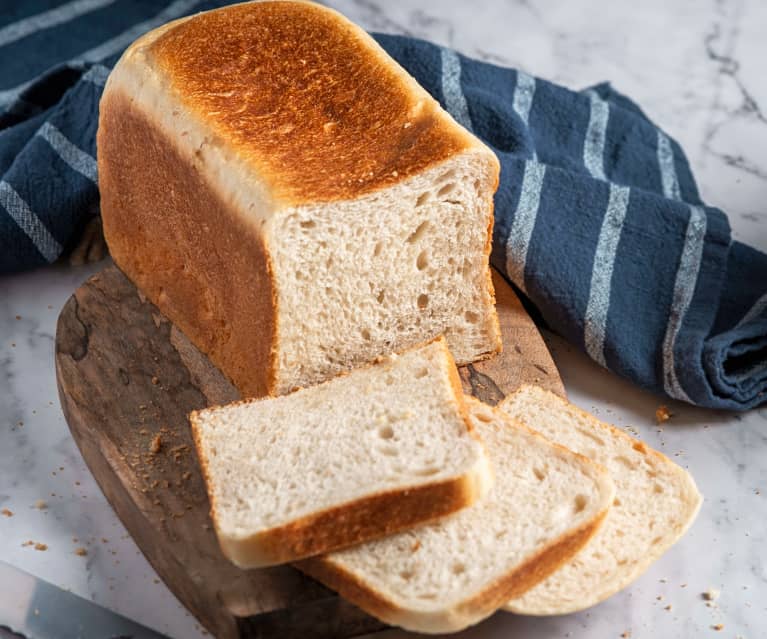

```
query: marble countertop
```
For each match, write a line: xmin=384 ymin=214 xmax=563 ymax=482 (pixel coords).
xmin=1 ymin=1 xmax=765 ymax=638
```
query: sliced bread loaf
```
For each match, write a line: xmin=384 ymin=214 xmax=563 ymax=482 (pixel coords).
xmin=499 ymin=385 xmax=702 ymax=615
xmin=98 ymin=1 xmax=501 ymax=399
xmin=297 ymin=397 xmax=615 ymax=634
xmin=189 ymin=338 xmax=492 ymax=569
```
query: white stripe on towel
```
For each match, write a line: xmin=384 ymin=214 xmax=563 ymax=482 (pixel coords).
xmin=0 ymin=0 xmax=116 ymax=48
xmin=584 ymin=90 xmax=609 ymax=180
xmin=662 ymin=205 xmax=707 ymax=402
xmin=440 ymin=47 xmax=474 ymax=132
xmin=0 ymin=181 xmax=62 ymax=262
xmin=513 ymin=70 xmax=537 ymax=160
xmin=584 ymin=184 xmax=631 ymax=367
xmin=505 ymin=161 xmax=546 ymax=293
xmin=38 ymin=122 xmax=97 ymax=183
xmin=512 ymin=71 xmax=536 ymax=126
xmin=657 ymin=130 xmax=681 ymax=200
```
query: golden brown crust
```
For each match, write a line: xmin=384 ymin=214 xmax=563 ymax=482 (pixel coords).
xmin=228 ymin=468 xmax=487 ymax=568
xmin=297 ymin=508 xmax=608 ymax=633
xmin=98 ymin=90 xmax=277 ymax=399
xmin=147 ymin=0 xmax=479 ymax=205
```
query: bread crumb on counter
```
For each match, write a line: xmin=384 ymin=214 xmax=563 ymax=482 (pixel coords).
xmin=1 ymin=508 xmax=12 ymax=517
xmin=703 ymin=588 xmax=720 ymax=601
xmin=34 ymin=542 xmax=48 ymax=551
xmin=34 ymin=499 xmax=48 ymax=510
xmin=655 ymin=405 xmax=671 ymax=423
xmin=712 ymin=624 xmax=724 ymax=631
xmin=75 ymin=547 xmax=88 ymax=556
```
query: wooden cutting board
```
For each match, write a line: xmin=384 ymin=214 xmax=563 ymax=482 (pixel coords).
xmin=54 ymin=265 xmax=564 ymax=639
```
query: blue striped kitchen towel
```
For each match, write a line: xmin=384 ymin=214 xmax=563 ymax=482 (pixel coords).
xmin=1 ymin=2 xmax=765 ymax=410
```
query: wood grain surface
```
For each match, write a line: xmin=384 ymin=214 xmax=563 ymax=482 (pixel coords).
xmin=55 ymin=265 xmax=564 ymax=639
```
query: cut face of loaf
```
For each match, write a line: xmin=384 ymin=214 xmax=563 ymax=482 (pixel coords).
xmin=297 ymin=397 xmax=615 ymax=634
xmin=97 ymin=0 xmax=501 ymax=398
xmin=500 ymin=385 xmax=702 ymax=615
xmin=189 ymin=338 xmax=492 ymax=569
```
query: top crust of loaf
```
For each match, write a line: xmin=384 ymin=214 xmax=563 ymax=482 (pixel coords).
xmin=133 ymin=0 xmax=498 ymax=206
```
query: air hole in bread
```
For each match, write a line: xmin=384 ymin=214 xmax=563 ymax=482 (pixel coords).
xmin=379 ymin=445 xmax=398 ymax=457
xmin=361 ymin=328 xmax=371 ymax=341
xmin=438 ymin=169 xmax=457 ymax=182
xmin=373 ymin=241 xmax=382 ymax=257
xmin=653 ymin=483 xmax=664 ymax=494
xmin=414 ymin=367 xmax=429 ymax=379
xmin=615 ymin=529 xmax=625 ymax=537
xmin=416 ymin=250 xmax=429 ymax=271
xmin=473 ymin=179 xmax=481 ymax=192
xmin=376 ymin=290 xmax=385 ymax=304
xmin=437 ymin=182 xmax=457 ymax=198
xmin=576 ymin=428 xmax=606 ymax=447
xmin=400 ymin=569 xmax=414 ymax=580
xmin=473 ymin=410 xmax=493 ymax=423
xmin=385 ymin=375 xmax=395 ymax=386
xmin=465 ymin=310 xmax=480 ymax=324
xmin=452 ymin=562 xmax=466 ymax=575
xmin=417 ymin=294 xmax=429 ymax=309
xmin=533 ymin=467 xmax=546 ymax=481
xmin=415 ymin=466 xmax=440 ymax=477
xmin=573 ymin=494 xmax=588 ymax=513
xmin=415 ymin=191 xmax=431 ymax=207
xmin=378 ymin=425 xmax=394 ymax=439
xmin=614 ymin=456 xmax=636 ymax=470
xmin=651 ymin=536 xmax=663 ymax=546
xmin=617 ymin=558 xmax=629 ymax=565
xmin=407 ymin=221 xmax=430 ymax=244
xmin=299 ymin=220 xmax=316 ymax=229
xmin=613 ymin=497 xmax=622 ymax=507
xmin=416 ymin=593 xmax=438 ymax=601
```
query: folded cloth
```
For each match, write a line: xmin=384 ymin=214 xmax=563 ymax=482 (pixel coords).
xmin=0 ymin=2 xmax=764 ymax=410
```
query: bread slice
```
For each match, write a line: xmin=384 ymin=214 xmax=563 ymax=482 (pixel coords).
xmin=297 ymin=397 xmax=615 ymax=634
xmin=499 ymin=385 xmax=702 ymax=615
xmin=189 ymin=338 xmax=492 ymax=569
xmin=98 ymin=0 xmax=501 ymax=399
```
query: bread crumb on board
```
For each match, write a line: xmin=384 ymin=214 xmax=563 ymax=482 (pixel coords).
xmin=35 ymin=499 xmax=48 ymax=510
xmin=1 ymin=508 xmax=12 ymax=517
xmin=75 ymin=547 xmax=88 ymax=556
xmin=621 ymin=631 xmax=631 ymax=638
xmin=711 ymin=624 xmax=724 ymax=631
xmin=655 ymin=405 xmax=671 ymax=423
xmin=34 ymin=543 xmax=48 ymax=551
xmin=150 ymin=434 xmax=163 ymax=454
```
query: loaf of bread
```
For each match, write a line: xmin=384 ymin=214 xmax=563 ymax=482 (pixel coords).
xmin=298 ymin=397 xmax=615 ymax=634
xmin=97 ymin=0 xmax=501 ymax=398
xmin=499 ymin=385 xmax=702 ymax=615
xmin=189 ymin=338 xmax=492 ymax=568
